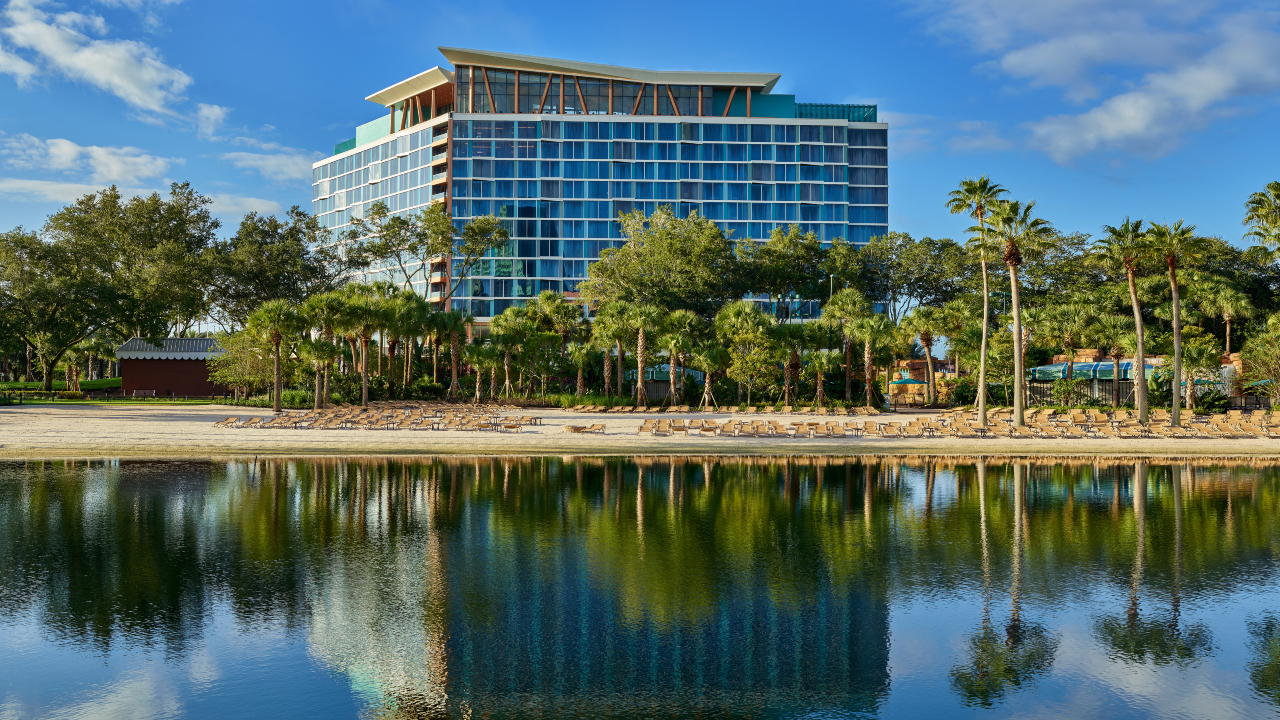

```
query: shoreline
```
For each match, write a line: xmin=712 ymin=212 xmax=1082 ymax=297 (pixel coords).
xmin=1 ymin=404 xmax=1279 ymax=460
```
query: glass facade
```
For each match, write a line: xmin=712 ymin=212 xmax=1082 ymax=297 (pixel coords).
xmin=313 ymin=58 xmax=888 ymax=321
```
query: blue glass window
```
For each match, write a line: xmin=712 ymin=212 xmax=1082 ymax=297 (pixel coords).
xmin=849 ymin=167 xmax=888 ymax=185
xmin=848 ymin=129 xmax=888 ymax=147
xmin=588 ymin=181 xmax=610 ymax=198
xmin=849 ymin=149 xmax=888 ymax=166
xmin=849 ymin=187 xmax=888 ymax=204
xmin=563 ymin=181 xmax=585 ymax=199
xmin=849 ymin=206 xmax=888 ymax=223
xmin=540 ymin=141 xmax=560 ymax=159
xmin=564 ymin=162 xmax=585 ymax=179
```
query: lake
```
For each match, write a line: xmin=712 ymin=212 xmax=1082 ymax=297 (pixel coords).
xmin=1 ymin=455 xmax=1277 ymax=719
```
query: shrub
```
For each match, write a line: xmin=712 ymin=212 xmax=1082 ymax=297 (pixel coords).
xmin=57 ymin=390 xmax=86 ymax=400
xmin=1193 ymin=389 xmax=1231 ymax=414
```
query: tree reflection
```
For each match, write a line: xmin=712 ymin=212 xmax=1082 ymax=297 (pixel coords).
xmin=1248 ymin=614 xmax=1280 ymax=705
xmin=951 ymin=461 xmax=1058 ymax=707
xmin=1093 ymin=463 xmax=1214 ymax=667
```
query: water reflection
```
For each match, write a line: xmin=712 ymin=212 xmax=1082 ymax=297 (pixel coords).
xmin=1 ymin=455 xmax=1279 ymax=718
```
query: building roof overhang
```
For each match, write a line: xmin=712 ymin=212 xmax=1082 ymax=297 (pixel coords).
xmin=116 ymin=337 xmax=222 ymax=361
xmin=437 ymin=47 xmax=781 ymax=94
xmin=366 ymin=66 xmax=455 ymax=107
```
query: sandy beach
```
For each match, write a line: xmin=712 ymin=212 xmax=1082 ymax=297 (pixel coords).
xmin=0 ymin=403 xmax=1277 ymax=459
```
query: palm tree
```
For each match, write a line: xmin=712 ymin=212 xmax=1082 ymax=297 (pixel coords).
xmin=773 ymin=322 xmax=812 ymax=407
xmin=688 ymin=344 xmax=729 ymax=410
xmin=1243 ymin=180 xmax=1280 ymax=254
xmin=489 ymin=309 xmax=523 ymax=397
xmin=246 ymin=299 xmax=303 ymax=413
xmin=846 ymin=314 xmax=894 ymax=409
xmin=438 ymin=309 xmax=473 ymax=399
xmin=903 ymin=306 xmax=945 ymax=404
xmin=566 ymin=341 xmax=594 ymax=396
xmin=821 ymin=288 xmax=869 ymax=400
xmin=339 ymin=291 xmax=386 ymax=407
xmin=939 ymin=298 xmax=978 ymax=379
xmin=1144 ymin=221 xmax=1211 ymax=426
xmin=804 ymin=349 xmax=841 ymax=408
xmin=297 ymin=339 xmax=341 ymax=409
xmin=949 ymin=177 xmax=1009 ymax=426
xmin=1091 ymin=314 xmax=1134 ymax=408
xmin=626 ymin=303 xmax=665 ymax=406
xmin=594 ymin=301 xmax=630 ymax=397
xmin=302 ymin=291 xmax=347 ymax=407
xmin=1096 ymin=218 xmax=1152 ymax=423
xmin=660 ymin=310 xmax=701 ymax=404
xmin=1042 ymin=303 xmax=1095 ymax=385
xmin=986 ymin=200 xmax=1055 ymax=425
xmin=1196 ymin=283 xmax=1254 ymax=355
xmin=528 ymin=290 xmax=582 ymax=354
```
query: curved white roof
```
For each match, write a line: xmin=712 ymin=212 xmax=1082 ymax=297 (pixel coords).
xmin=438 ymin=47 xmax=781 ymax=94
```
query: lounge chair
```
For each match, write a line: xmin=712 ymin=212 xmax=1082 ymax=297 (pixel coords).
xmin=213 ymin=417 xmax=239 ymax=427
xmin=584 ymin=424 xmax=605 ymax=434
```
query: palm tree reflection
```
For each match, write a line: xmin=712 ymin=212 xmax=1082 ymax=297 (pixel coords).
xmin=951 ymin=461 xmax=1058 ymax=707
xmin=1093 ymin=463 xmax=1213 ymax=667
xmin=1247 ymin=614 xmax=1280 ymax=705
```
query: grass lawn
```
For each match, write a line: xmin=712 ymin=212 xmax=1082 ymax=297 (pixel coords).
xmin=0 ymin=378 xmax=123 ymax=391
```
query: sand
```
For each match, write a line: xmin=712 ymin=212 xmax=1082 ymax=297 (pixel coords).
xmin=0 ymin=404 xmax=1278 ymax=460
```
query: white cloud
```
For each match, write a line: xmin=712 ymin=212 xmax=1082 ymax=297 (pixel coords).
xmin=1 ymin=132 xmax=178 ymax=184
xmin=0 ymin=37 xmax=35 ymax=82
xmin=0 ymin=0 xmax=192 ymax=114
xmin=0 ymin=176 xmax=151 ymax=202
xmin=949 ymin=120 xmax=1013 ymax=152
xmin=210 ymin=193 xmax=280 ymax=215
xmin=1027 ymin=17 xmax=1280 ymax=162
xmin=912 ymin=0 xmax=1280 ymax=161
xmin=220 ymin=150 xmax=319 ymax=183
xmin=195 ymin=103 xmax=229 ymax=138
xmin=93 ymin=0 xmax=183 ymax=30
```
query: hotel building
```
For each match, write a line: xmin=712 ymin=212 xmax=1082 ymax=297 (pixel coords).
xmin=312 ymin=48 xmax=888 ymax=321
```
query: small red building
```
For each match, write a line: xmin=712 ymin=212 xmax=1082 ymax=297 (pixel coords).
xmin=116 ymin=338 xmax=225 ymax=397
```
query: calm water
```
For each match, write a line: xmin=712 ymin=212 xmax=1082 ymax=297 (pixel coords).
xmin=1 ymin=456 xmax=1279 ymax=719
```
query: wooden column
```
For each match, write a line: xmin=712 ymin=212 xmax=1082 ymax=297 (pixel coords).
xmin=608 ymin=80 xmax=614 ymax=115
xmin=430 ymin=88 xmax=436 ymax=118
xmin=666 ymin=85 xmax=681 ymax=116
xmin=697 ymin=86 xmax=703 ymax=116
xmin=746 ymin=88 xmax=752 ymax=117
xmin=514 ymin=71 xmax=519 ymax=113
xmin=468 ymin=66 xmax=475 ymax=113
xmin=537 ymin=76 xmax=551 ymax=113
xmin=722 ymin=87 xmax=736 ymax=116
xmin=389 ymin=105 xmax=395 ymax=133
xmin=574 ymin=76 xmax=587 ymax=115
xmin=631 ymin=83 xmax=646 ymax=115
xmin=559 ymin=75 xmax=565 ymax=114
xmin=653 ymin=84 xmax=659 ymax=115
xmin=481 ymin=68 xmax=494 ymax=113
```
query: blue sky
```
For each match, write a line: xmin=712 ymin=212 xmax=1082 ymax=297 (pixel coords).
xmin=1 ymin=0 xmax=1277 ymax=246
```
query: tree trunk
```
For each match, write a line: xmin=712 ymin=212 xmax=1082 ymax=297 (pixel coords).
xmin=313 ymin=363 xmax=322 ymax=409
xmin=616 ymin=342 xmax=625 ymax=398
xmin=1113 ymin=353 xmax=1121 ymax=408
xmin=1169 ymin=260 xmax=1183 ymax=426
xmin=490 ymin=366 xmax=497 ymax=397
xmin=668 ymin=352 xmax=678 ymax=404
xmin=814 ymin=364 xmax=825 ymax=408
xmin=602 ymin=349 xmax=612 ymax=396
xmin=635 ymin=329 xmax=648 ymax=405
xmin=1126 ymin=267 xmax=1149 ymax=424
xmin=864 ymin=339 xmax=875 ymax=409
xmin=1225 ymin=317 xmax=1232 ymax=355
xmin=782 ymin=352 xmax=793 ymax=406
xmin=360 ymin=337 xmax=370 ymax=406
xmin=388 ymin=340 xmax=399 ymax=399
xmin=577 ymin=365 xmax=586 ymax=396
xmin=844 ymin=338 xmax=853 ymax=401
xmin=25 ymin=342 xmax=33 ymax=383
xmin=502 ymin=351 xmax=513 ymax=397
xmin=432 ymin=337 xmax=439 ymax=383
xmin=924 ymin=342 xmax=936 ymax=405
xmin=449 ymin=332 xmax=460 ymax=398
xmin=273 ymin=340 xmax=283 ymax=413
xmin=323 ymin=363 xmax=331 ymax=408
xmin=1009 ymin=263 xmax=1025 ymax=426
xmin=977 ymin=256 xmax=991 ymax=425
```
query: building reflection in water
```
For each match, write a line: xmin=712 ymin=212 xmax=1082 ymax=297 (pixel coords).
xmin=1 ymin=455 xmax=1279 ymax=718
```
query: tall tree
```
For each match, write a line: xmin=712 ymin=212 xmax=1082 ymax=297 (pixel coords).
xmin=660 ymin=309 xmax=703 ymax=404
xmin=1243 ymin=180 xmax=1280 ymax=255
xmin=846 ymin=314 xmax=895 ymax=409
xmin=1041 ymin=303 xmax=1096 ymax=385
xmin=438 ymin=309 xmax=474 ymax=399
xmin=1144 ymin=221 xmax=1210 ymax=426
xmin=578 ymin=206 xmax=743 ymax=317
xmin=821 ymin=288 xmax=870 ymax=401
xmin=345 ymin=201 xmax=454 ymax=290
xmin=950 ymin=176 xmax=1009 ymax=426
xmin=625 ymin=303 xmax=665 ymax=406
xmin=1090 ymin=314 xmax=1134 ymax=408
xmin=1096 ymin=218 xmax=1152 ymax=424
xmin=986 ymin=200 xmax=1055 ymax=426
xmin=246 ymin=300 xmax=303 ymax=413
xmin=903 ymin=306 xmax=946 ymax=404
xmin=746 ymin=224 xmax=827 ymax=320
